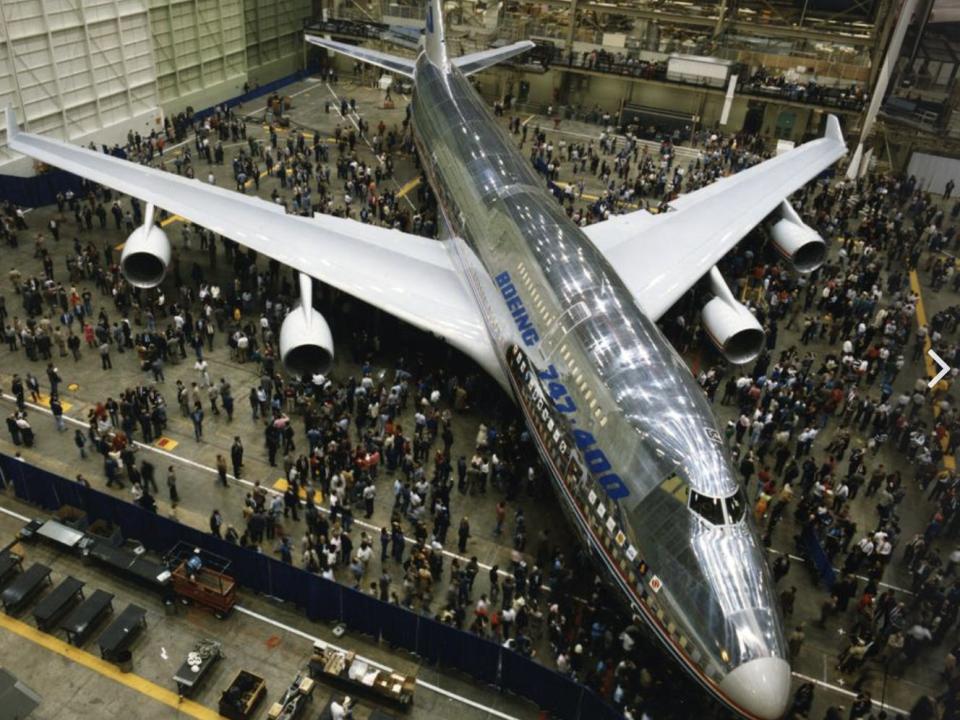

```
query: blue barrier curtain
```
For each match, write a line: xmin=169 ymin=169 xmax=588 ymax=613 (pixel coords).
xmin=501 ymin=648 xmax=584 ymax=719
xmin=415 ymin=615 xmax=444 ymax=665
xmin=340 ymin=587 xmax=382 ymax=640
xmin=379 ymin=601 xmax=419 ymax=650
xmin=306 ymin=575 xmax=341 ymax=622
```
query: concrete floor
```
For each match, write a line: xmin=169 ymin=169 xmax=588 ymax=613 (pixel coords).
xmin=0 ymin=74 xmax=953 ymax=719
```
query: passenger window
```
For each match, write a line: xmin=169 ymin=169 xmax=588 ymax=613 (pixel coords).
xmin=688 ymin=490 xmax=725 ymax=525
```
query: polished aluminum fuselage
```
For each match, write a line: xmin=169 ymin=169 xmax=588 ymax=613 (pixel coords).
xmin=409 ymin=57 xmax=785 ymax=714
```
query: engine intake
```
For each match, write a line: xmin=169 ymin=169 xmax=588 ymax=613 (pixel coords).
xmin=120 ymin=205 xmax=171 ymax=288
xmin=279 ymin=274 xmax=334 ymax=377
xmin=767 ymin=201 xmax=826 ymax=273
xmin=701 ymin=266 xmax=765 ymax=365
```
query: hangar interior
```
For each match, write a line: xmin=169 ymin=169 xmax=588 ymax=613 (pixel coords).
xmin=0 ymin=0 xmax=958 ymax=720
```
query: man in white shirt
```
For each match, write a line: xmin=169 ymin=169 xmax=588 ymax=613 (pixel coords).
xmin=330 ymin=695 xmax=353 ymax=719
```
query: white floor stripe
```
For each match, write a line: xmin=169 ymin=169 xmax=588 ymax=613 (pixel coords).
xmin=791 ymin=671 xmax=907 ymax=714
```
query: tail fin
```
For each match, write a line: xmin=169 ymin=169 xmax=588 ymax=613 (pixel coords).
xmin=424 ymin=0 xmax=447 ymax=67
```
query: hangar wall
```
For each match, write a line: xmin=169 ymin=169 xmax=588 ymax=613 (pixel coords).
xmin=0 ymin=0 xmax=162 ymax=171
xmin=148 ymin=0 xmax=248 ymax=115
xmin=149 ymin=0 xmax=311 ymax=116
xmin=0 ymin=0 xmax=313 ymax=172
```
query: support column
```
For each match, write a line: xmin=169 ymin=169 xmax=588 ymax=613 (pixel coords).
xmin=565 ymin=0 xmax=579 ymax=62
xmin=847 ymin=0 xmax=919 ymax=179
xmin=712 ymin=0 xmax=729 ymax=39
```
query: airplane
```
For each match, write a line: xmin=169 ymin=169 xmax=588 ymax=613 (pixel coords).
xmin=2 ymin=2 xmax=846 ymax=716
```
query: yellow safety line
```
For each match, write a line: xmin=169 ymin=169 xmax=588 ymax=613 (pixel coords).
xmin=909 ymin=269 xmax=955 ymax=469
xmin=397 ymin=177 xmax=420 ymax=198
xmin=0 ymin=612 xmax=221 ymax=719
xmin=909 ymin=270 xmax=936 ymax=379
xmin=160 ymin=214 xmax=184 ymax=228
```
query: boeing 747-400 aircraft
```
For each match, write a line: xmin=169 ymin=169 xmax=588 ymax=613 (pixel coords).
xmin=3 ymin=3 xmax=846 ymax=716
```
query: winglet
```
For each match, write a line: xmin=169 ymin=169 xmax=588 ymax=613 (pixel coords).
xmin=4 ymin=105 xmax=18 ymax=143
xmin=825 ymin=114 xmax=843 ymax=144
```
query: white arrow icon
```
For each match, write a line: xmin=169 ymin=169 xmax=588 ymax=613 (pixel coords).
xmin=928 ymin=349 xmax=951 ymax=388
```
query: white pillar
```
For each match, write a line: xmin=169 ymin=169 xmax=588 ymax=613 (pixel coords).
xmin=847 ymin=0 xmax=919 ymax=179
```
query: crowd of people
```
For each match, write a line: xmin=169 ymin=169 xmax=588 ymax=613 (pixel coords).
xmin=2 ymin=72 xmax=960 ymax=719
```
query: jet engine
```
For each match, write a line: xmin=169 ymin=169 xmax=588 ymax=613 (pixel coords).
xmin=767 ymin=200 xmax=826 ymax=273
xmin=701 ymin=266 xmax=765 ymax=365
xmin=279 ymin=273 xmax=334 ymax=377
xmin=120 ymin=203 xmax=171 ymax=288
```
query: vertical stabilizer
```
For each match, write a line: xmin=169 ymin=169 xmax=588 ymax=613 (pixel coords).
xmin=424 ymin=0 xmax=447 ymax=67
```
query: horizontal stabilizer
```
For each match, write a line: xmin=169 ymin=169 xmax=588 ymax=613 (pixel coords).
xmin=453 ymin=41 xmax=536 ymax=76
xmin=305 ymin=35 xmax=415 ymax=78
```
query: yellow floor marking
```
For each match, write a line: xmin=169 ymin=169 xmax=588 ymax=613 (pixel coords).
xmin=67 ymin=383 xmax=79 ymax=391
xmin=910 ymin=269 xmax=955 ymax=469
xmin=397 ymin=177 xmax=420 ymax=198
xmin=154 ymin=436 xmax=178 ymax=450
xmin=0 ymin=612 xmax=221 ymax=720
xmin=522 ymin=114 xmax=536 ymax=126
xmin=34 ymin=393 xmax=71 ymax=412
xmin=114 ymin=242 xmax=125 ymax=251
xmin=159 ymin=214 xmax=184 ymax=227
xmin=271 ymin=478 xmax=322 ymax=503
xmin=909 ymin=270 xmax=936 ymax=379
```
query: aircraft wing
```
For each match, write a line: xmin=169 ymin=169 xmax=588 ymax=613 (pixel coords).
xmin=452 ymin=41 xmax=536 ymax=76
xmin=4 ymin=108 xmax=500 ymax=381
xmin=583 ymin=115 xmax=847 ymax=320
xmin=305 ymin=35 xmax=415 ymax=78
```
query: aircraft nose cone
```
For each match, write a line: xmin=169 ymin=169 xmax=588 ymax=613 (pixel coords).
xmin=718 ymin=657 xmax=791 ymax=720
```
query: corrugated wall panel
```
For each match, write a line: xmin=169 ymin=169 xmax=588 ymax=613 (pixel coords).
xmin=0 ymin=0 xmax=161 ymax=162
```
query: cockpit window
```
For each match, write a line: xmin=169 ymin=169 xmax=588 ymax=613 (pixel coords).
xmin=725 ymin=490 xmax=746 ymax=523
xmin=688 ymin=490 xmax=726 ymax=525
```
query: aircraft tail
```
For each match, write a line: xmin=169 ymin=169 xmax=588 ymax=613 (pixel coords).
xmin=424 ymin=0 xmax=447 ymax=67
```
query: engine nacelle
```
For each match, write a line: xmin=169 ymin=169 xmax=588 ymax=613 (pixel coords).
xmin=701 ymin=266 xmax=765 ymax=365
xmin=120 ymin=207 xmax=171 ymax=288
xmin=767 ymin=201 xmax=826 ymax=273
xmin=279 ymin=273 xmax=334 ymax=377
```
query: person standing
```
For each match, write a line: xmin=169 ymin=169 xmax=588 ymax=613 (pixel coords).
xmin=99 ymin=341 xmax=112 ymax=369
xmin=209 ymin=509 xmax=223 ymax=538
xmin=216 ymin=454 xmax=229 ymax=486
xmin=50 ymin=396 xmax=65 ymax=432
xmin=46 ymin=363 xmax=62 ymax=398
xmin=220 ymin=379 xmax=234 ymax=421
xmin=458 ymin=516 xmax=471 ymax=553
xmin=788 ymin=624 xmax=805 ymax=662
xmin=74 ymin=428 xmax=87 ymax=457
xmin=191 ymin=402 xmax=204 ymax=442
xmin=11 ymin=374 xmax=25 ymax=411
xmin=140 ymin=460 xmax=158 ymax=494
xmin=230 ymin=437 xmax=244 ymax=478
xmin=494 ymin=500 xmax=507 ymax=536
xmin=166 ymin=466 xmax=179 ymax=505
xmin=362 ymin=481 xmax=376 ymax=518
